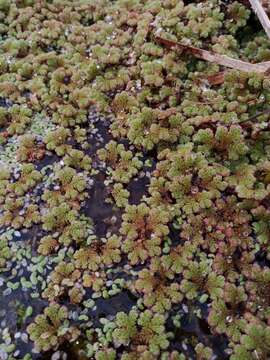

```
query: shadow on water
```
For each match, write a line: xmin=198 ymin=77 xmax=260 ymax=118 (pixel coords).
xmin=37 ymin=290 xmax=137 ymax=360
xmin=92 ymin=289 xmax=137 ymax=326
xmin=167 ymin=303 xmax=229 ymax=359
xmin=127 ymin=175 xmax=149 ymax=205
xmin=0 ymin=97 xmax=13 ymax=108
xmin=83 ymin=172 xmax=121 ymax=237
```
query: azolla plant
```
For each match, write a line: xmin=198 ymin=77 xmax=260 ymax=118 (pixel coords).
xmin=1 ymin=0 xmax=270 ymax=359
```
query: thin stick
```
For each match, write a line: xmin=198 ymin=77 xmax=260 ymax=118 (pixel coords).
xmin=242 ymin=107 xmax=270 ymax=123
xmin=155 ymin=36 xmax=270 ymax=74
xmin=249 ymin=0 xmax=270 ymax=40
xmin=238 ymin=0 xmax=270 ymax=13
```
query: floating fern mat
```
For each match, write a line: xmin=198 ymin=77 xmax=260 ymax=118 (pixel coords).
xmin=0 ymin=1 xmax=270 ymax=359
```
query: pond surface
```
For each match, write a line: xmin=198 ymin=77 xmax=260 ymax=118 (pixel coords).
xmin=1 ymin=1 xmax=270 ymax=359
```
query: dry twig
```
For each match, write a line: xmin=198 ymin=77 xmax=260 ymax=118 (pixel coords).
xmin=235 ymin=0 xmax=270 ymax=15
xmin=249 ymin=0 xmax=270 ymax=40
xmin=242 ymin=107 xmax=270 ymax=122
xmin=155 ymin=36 xmax=270 ymax=74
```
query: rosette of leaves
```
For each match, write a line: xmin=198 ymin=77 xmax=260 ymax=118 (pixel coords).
xmin=49 ymin=67 xmax=74 ymax=96
xmin=22 ymin=203 xmax=40 ymax=228
xmin=180 ymin=260 xmax=224 ymax=301
xmin=198 ymin=163 xmax=229 ymax=197
xmin=180 ymin=3 xmax=223 ymax=41
xmin=7 ymin=164 xmax=42 ymax=196
xmin=91 ymin=44 xmax=122 ymax=65
xmin=141 ymin=42 xmax=163 ymax=57
xmin=2 ymin=38 xmax=29 ymax=58
xmin=0 ymin=196 xmax=24 ymax=229
xmin=257 ymin=160 xmax=270 ymax=187
xmin=181 ymin=195 xmax=253 ymax=253
xmin=42 ymin=203 xmax=87 ymax=246
xmin=17 ymin=134 xmax=45 ymax=162
xmin=38 ymin=235 xmax=59 ymax=256
xmin=112 ymin=309 xmax=169 ymax=355
xmin=180 ymin=93 xmax=217 ymax=119
xmin=121 ymin=351 xmax=156 ymax=360
xmin=147 ymin=176 xmax=176 ymax=212
xmin=211 ymin=35 xmax=239 ymax=58
xmin=0 ymin=0 xmax=10 ymax=12
xmin=193 ymin=125 xmax=248 ymax=161
xmin=231 ymin=324 xmax=270 ymax=360
xmin=252 ymin=205 xmax=270 ymax=254
xmin=74 ymin=244 xmax=101 ymax=271
xmin=208 ymin=283 xmax=247 ymax=342
xmin=82 ymin=270 xmax=106 ymax=292
xmin=154 ymin=144 xmax=224 ymax=214
xmin=244 ymin=35 xmax=270 ymax=63
xmin=15 ymin=60 xmax=34 ymax=80
xmin=228 ymin=163 xmax=269 ymax=200
xmin=44 ymin=127 xmax=71 ymax=156
xmin=120 ymin=203 xmax=170 ymax=264
xmin=95 ymin=68 xmax=130 ymax=93
xmin=68 ymin=285 xmax=85 ymax=304
xmin=101 ymin=234 xmax=122 ymax=266
xmin=0 ymin=196 xmax=40 ymax=229
xmin=27 ymin=303 xmax=80 ymax=351
xmin=71 ymin=86 xmax=96 ymax=109
xmin=43 ymin=261 xmax=81 ymax=302
xmin=74 ymin=234 xmax=121 ymax=271
xmin=195 ymin=343 xmax=213 ymax=360
xmin=230 ymin=345 xmax=252 ymax=360
xmin=112 ymin=310 xmax=137 ymax=347
xmin=63 ymin=148 xmax=92 ymax=171
xmin=223 ymin=71 xmax=265 ymax=105
xmin=161 ymin=242 xmax=197 ymax=276
xmin=140 ymin=60 xmax=164 ymax=87
xmin=6 ymin=104 xmax=32 ymax=135
xmin=53 ymin=104 xmax=87 ymax=127
xmin=225 ymin=1 xmax=250 ymax=34
xmin=155 ymin=143 xmax=206 ymax=185
xmin=245 ymin=265 xmax=270 ymax=321
xmin=98 ymin=140 xmax=142 ymax=184
xmin=111 ymin=183 xmax=129 ymax=208
xmin=87 ymin=88 xmax=109 ymax=112
xmin=74 ymin=126 xmax=87 ymax=145
xmin=0 ymin=108 xmax=8 ymax=138
xmin=133 ymin=258 xmax=182 ymax=312
xmin=0 ymin=167 xmax=10 ymax=204
xmin=110 ymin=91 xmax=138 ymax=137
xmin=213 ymin=249 xmax=254 ymax=284
xmin=94 ymin=348 xmax=116 ymax=360
xmin=179 ymin=212 xmax=207 ymax=248
xmin=42 ymin=166 xmax=87 ymax=206
xmin=55 ymin=166 xmax=87 ymax=200
xmin=0 ymin=232 xmax=11 ymax=269
xmin=127 ymin=108 xmax=183 ymax=150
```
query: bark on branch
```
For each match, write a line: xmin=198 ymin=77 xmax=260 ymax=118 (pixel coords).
xmin=249 ymin=0 xmax=270 ymax=40
xmin=155 ymin=36 xmax=270 ymax=74
xmin=236 ymin=0 xmax=270 ymax=15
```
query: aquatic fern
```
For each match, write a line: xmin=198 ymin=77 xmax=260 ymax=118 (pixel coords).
xmin=98 ymin=141 xmax=142 ymax=183
xmin=27 ymin=304 xmax=80 ymax=351
xmin=134 ymin=258 xmax=182 ymax=312
xmin=44 ymin=127 xmax=71 ymax=156
xmin=120 ymin=203 xmax=169 ymax=264
xmin=112 ymin=309 xmax=169 ymax=355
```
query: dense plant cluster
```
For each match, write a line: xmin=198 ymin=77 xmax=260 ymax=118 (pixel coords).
xmin=1 ymin=0 xmax=270 ymax=359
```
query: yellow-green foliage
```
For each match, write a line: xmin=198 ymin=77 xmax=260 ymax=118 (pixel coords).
xmin=2 ymin=0 xmax=270 ymax=358
xmin=27 ymin=304 xmax=80 ymax=351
